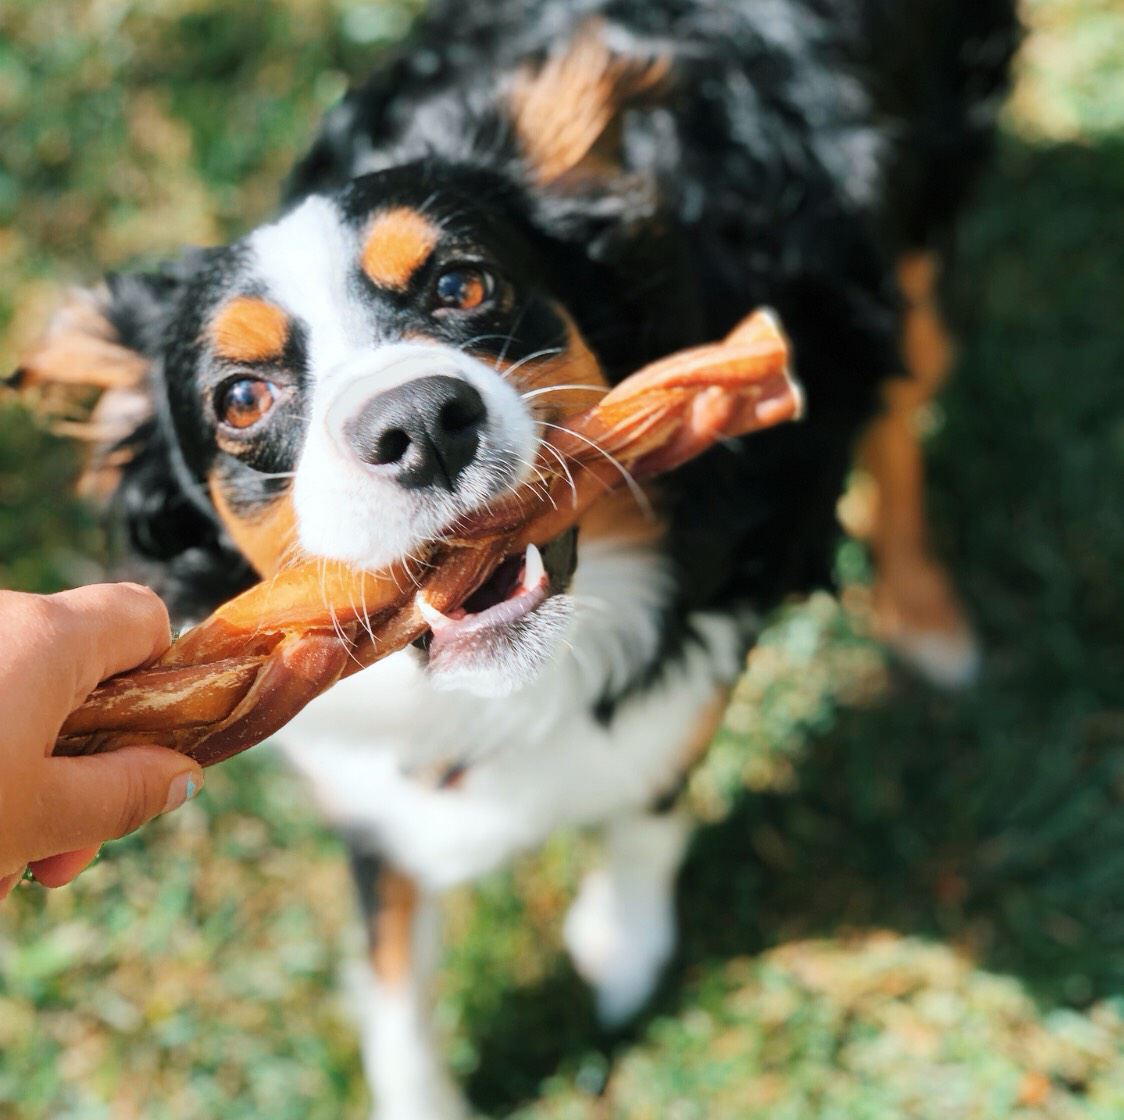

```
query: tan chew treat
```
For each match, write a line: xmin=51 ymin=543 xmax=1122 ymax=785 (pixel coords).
xmin=54 ymin=310 xmax=800 ymax=767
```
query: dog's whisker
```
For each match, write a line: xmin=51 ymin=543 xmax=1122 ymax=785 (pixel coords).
xmin=402 ymin=549 xmax=430 ymax=592
xmin=521 ymin=382 xmax=610 ymax=401
xmin=457 ymin=332 xmax=521 ymax=352
xmin=357 ymin=577 xmax=378 ymax=647
xmin=539 ymin=441 xmax=579 ymax=506
xmin=252 ymin=469 xmax=298 ymax=482
xmin=515 ymin=343 xmax=594 ymax=382
xmin=537 ymin=420 xmax=653 ymax=516
xmin=493 ymin=300 xmax=537 ymax=371
xmin=499 ymin=346 xmax=566 ymax=379
xmin=519 ymin=458 xmax=561 ymax=512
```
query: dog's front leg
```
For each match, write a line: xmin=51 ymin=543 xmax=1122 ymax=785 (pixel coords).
xmin=563 ymin=808 xmax=691 ymax=1026
xmin=347 ymin=845 xmax=467 ymax=1120
xmin=847 ymin=252 xmax=981 ymax=688
xmin=563 ymin=689 xmax=729 ymax=1025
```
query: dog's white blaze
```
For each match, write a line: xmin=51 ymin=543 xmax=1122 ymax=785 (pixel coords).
xmin=249 ymin=196 xmax=368 ymax=375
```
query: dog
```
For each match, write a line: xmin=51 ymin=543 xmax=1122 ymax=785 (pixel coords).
xmin=18 ymin=1 xmax=1018 ymax=1116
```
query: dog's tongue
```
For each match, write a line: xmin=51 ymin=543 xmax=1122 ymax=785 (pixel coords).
xmin=417 ymin=543 xmax=548 ymax=643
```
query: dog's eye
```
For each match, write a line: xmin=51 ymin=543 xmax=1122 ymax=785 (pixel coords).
xmin=217 ymin=378 xmax=278 ymax=429
xmin=433 ymin=266 xmax=496 ymax=311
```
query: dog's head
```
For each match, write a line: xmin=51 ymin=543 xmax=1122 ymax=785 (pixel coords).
xmin=17 ymin=33 xmax=695 ymax=697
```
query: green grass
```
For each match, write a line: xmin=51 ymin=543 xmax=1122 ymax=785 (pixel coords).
xmin=1 ymin=2 xmax=1123 ymax=1118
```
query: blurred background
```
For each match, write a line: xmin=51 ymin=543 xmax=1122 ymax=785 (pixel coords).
xmin=1 ymin=1 xmax=1122 ymax=1117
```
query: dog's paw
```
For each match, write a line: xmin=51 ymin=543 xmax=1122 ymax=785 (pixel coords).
xmin=563 ymin=868 xmax=676 ymax=1027
xmin=886 ymin=622 xmax=981 ymax=689
xmin=370 ymin=1067 xmax=469 ymax=1120
xmin=350 ymin=963 xmax=470 ymax=1120
xmin=372 ymin=1083 xmax=468 ymax=1120
xmin=871 ymin=558 xmax=981 ymax=689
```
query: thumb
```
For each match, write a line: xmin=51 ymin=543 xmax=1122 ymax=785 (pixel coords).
xmin=30 ymin=747 xmax=203 ymax=861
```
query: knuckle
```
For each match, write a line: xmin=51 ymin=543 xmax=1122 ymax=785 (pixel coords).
xmin=117 ymin=581 xmax=166 ymax=613
xmin=117 ymin=582 xmax=171 ymax=644
xmin=0 ymin=593 xmax=66 ymax=665
xmin=112 ymin=768 xmax=158 ymax=838
xmin=1 ymin=590 xmax=53 ymax=629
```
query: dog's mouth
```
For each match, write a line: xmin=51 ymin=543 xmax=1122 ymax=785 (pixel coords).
xmin=412 ymin=529 xmax=578 ymax=695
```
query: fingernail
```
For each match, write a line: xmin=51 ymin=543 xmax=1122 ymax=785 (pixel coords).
xmin=162 ymin=771 xmax=203 ymax=815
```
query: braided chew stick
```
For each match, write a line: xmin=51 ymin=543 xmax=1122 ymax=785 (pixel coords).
xmin=55 ymin=310 xmax=800 ymax=767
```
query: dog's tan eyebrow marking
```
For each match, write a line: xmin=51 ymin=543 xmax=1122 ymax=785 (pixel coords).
xmin=360 ymin=207 xmax=440 ymax=291
xmin=210 ymin=297 xmax=290 ymax=364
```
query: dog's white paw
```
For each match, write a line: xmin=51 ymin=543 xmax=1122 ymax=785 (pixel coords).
xmin=351 ymin=961 xmax=470 ymax=1120
xmin=888 ymin=623 xmax=981 ymax=689
xmin=371 ymin=1078 xmax=468 ymax=1120
xmin=563 ymin=868 xmax=676 ymax=1027
xmin=869 ymin=559 xmax=982 ymax=690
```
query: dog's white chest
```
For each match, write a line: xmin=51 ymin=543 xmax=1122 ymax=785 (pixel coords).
xmin=278 ymin=611 xmax=741 ymax=889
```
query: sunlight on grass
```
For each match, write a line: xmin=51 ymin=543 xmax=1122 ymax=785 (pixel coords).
xmin=1010 ymin=0 xmax=1124 ymax=139
xmin=1 ymin=1 xmax=1122 ymax=1117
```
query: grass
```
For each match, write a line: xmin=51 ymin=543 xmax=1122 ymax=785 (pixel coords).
xmin=1 ymin=1 xmax=1123 ymax=1117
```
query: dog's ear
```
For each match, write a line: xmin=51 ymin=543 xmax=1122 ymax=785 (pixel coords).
xmin=12 ymin=269 xmax=183 ymax=393
xmin=10 ymin=270 xmax=183 ymax=497
xmin=506 ymin=22 xmax=680 ymax=268
xmin=12 ymin=285 xmax=147 ymax=394
xmin=11 ymin=263 xmax=256 ymax=613
xmin=509 ymin=21 xmax=671 ymax=188
xmin=508 ymin=27 xmax=698 ymax=372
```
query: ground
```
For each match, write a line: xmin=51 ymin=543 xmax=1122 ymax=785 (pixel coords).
xmin=0 ymin=1 xmax=1122 ymax=1117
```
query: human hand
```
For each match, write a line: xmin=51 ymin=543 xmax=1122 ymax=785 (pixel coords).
xmin=0 ymin=583 xmax=203 ymax=899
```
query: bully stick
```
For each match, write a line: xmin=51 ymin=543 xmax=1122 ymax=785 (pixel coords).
xmin=54 ymin=309 xmax=801 ymax=767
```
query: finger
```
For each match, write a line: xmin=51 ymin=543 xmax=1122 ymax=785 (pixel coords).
xmin=0 ymin=585 xmax=172 ymax=746
xmin=0 ymin=870 xmax=24 ymax=901
xmin=21 ymin=746 xmax=202 ymax=862
xmin=28 ymin=846 xmax=101 ymax=888
xmin=43 ymin=583 xmax=172 ymax=709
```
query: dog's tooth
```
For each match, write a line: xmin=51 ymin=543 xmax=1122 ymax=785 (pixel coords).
xmin=416 ymin=594 xmax=455 ymax=631
xmin=521 ymin=542 xmax=546 ymax=591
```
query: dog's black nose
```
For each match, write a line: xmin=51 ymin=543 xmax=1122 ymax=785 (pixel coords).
xmin=345 ymin=374 xmax=487 ymax=491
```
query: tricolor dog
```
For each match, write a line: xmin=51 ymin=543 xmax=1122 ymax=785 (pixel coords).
xmin=19 ymin=1 xmax=1018 ymax=1116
